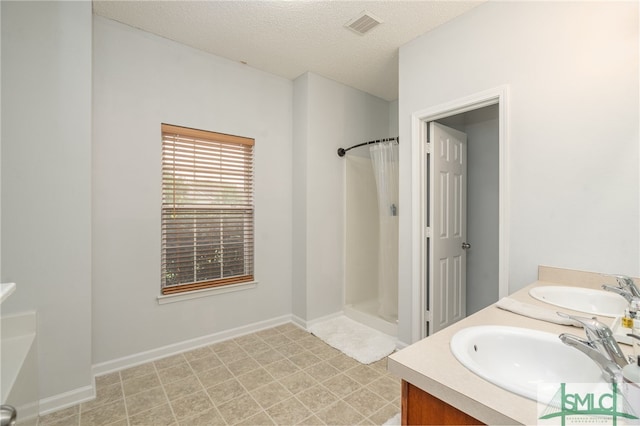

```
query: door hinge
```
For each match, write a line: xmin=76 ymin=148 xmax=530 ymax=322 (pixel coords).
xmin=425 ymin=142 xmax=431 ymax=154
xmin=425 ymin=310 xmax=432 ymax=321
xmin=425 ymin=227 xmax=431 ymax=238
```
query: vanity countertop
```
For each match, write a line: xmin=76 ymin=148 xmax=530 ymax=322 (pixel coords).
xmin=387 ymin=266 xmax=634 ymax=425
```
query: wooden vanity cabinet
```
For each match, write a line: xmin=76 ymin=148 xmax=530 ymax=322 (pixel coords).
xmin=401 ymin=380 xmax=485 ymax=425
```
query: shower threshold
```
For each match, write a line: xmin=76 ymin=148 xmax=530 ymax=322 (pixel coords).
xmin=344 ymin=300 xmax=397 ymax=337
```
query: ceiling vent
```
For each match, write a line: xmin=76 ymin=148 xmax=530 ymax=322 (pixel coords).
xmin=345 ymin=11 xmax=383 ymax=35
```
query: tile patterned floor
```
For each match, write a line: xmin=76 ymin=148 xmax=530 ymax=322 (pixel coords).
xmin=37 ymin=323 xmax=400 ymax=426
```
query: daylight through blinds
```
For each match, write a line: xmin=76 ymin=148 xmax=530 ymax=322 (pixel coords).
xmin=161 ymin=124 xmax=254 ymax=294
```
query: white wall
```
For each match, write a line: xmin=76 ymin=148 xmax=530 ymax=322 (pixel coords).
xmin=398 ymin=1 xmax=639 ymax=344
xmin=1 ymin=0 xmax=93 ymax=402
xmin=92 ymin=17 xmax=293 ymax=364
xmin=292 ymin=74 xmax=309 ymax=321
xmin=292 ymin=72 xmax=391 ymax=322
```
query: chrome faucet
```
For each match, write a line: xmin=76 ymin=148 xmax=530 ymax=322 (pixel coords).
xmin=602 ymin=274 xmax=640 ymax=302
xmin=558 ymin=313 xmax=629 ymax=383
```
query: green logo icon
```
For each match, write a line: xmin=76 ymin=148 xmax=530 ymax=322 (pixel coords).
xmin=538 ymin=383 xmax=639 ymax=425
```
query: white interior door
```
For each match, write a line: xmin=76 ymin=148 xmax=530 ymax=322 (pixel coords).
xmin=429 ymin=122 xmax=468 ymax=334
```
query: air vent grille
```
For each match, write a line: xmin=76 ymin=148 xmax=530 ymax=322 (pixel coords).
xmin=345 ymin=11 xmax=383 ymax=35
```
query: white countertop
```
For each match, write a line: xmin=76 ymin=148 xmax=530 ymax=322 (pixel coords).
xmin=387 ymin=266 xmax=634 ymax=425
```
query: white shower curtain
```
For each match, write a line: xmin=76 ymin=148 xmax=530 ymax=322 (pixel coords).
xmin=369 ymin=141 xmax=399 ymax=322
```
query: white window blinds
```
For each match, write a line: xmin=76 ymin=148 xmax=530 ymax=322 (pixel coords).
xmin=161 ymin=124 xmax=254 ymax=295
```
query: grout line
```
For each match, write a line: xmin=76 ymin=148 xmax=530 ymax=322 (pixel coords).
xmin=187 ymin=346 xmax=228 ymax=425
xmin=40 ymin=323 xmax=399 ymax=426
xmin=153 ymin=362 xmax=179 ymax=425
xmin=118 ymin=372 xmax=131 ymax=426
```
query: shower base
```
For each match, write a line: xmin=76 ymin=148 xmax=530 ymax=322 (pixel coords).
xmin=344 ymin=299 xmax=397 ymax=337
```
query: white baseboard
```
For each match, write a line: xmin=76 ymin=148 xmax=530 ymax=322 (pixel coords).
xmin=92 ymin=314 xmax=293 ymax=377
xmin=39 ymin=312 xmax=405 ymax=416
xmin=39 ymin=384 xmax=95 ymax=416
xmin=39 ymin=314 xmax=294 ymax=416
xmin=290 ymin=314 xmax=308 ymax=330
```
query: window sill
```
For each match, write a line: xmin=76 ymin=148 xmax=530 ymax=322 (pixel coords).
xmin=157 ymin=281 xmax=258 ymax=305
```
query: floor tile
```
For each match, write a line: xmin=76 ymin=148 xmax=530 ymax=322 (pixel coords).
xmin=233 ymin=333 xmax=261 ymax=346
xmin=304 ymin=361 xmax=340 ymax=382
xmin=262 ymin=333 xmax=293 ymax=348
xmin=157 ymin=363 xmax=194 ymax=385
xmin=227 ymin=356 xmax=260 ymax=376
xmin=241 ymin=339 xmax=272 ymax=356
xmin=197 ymin=365 xmax=234 ymax=388
xmin=343 ymin=387 xmax=387 ymax=418
xmin=188 ymin=354 xmax=222 ymax=373
xmin=344 ymin=364 xmax=382 ymax=386
xmin=178 ymin=407 xmax=225 ymax=426
xmin=79 ymin=399 xmax=126 ymax=426
xmin=120 ymin=363 xmax=155 ymax=381
xmin=163 ymin=375 xmax=205 ymax=401
xmin=236 ymin=410 xmax=276 ymax=425
xmin=95 ymin=373 xmax=120 ymax=389
xmin=249 ymin=381 xmax=293 ymax=409
xmin=128 ymin=403 xmax=176 ymax=426
xmin=182 ymin=346 xmax=213 ymax=362
xmin=322 ymin=373 xmax=363 ymax=398
xmin=42 ymin=413 xmax=80 ymax=426
xmin=154 ymin=353 xmax=187 ymax=371
xmin=125 ymin=386 xmax=167 ymax=416
xmin=251 ymin=348 xmax=285 ymax=366
xmin=209 ymin=339 xmax=241 ymax=354
xmin=367 ymin=376 xmax=401 ymax=402
xmin=262 ymin=358 xmax=300 ymax=380
xmin=274 ymin=342 xmax=306 ymax=357
xmin=279 ymin=371 xmax=317 ymax=395
xmin=274 ymin=323 xmax=300 ymax=333
xmin=296 ymin=384 xmax=339 ymax=412
xmin=312 ymin=344 xmax=342 ymax=360
xmin=255 ymin=327 xmax=281 ymax=339
xmin=265 ymin=397 xmax=312 ymax=425
xmin=122 ymin=372 xmax=161 ymax=397
xmin=326 ymin=353 xmax=361 ymax=371
xmin=289 ymin=351 xmax=322 ymax=369
xmin=206 ymin=378 xmax=247 ymax=406
xmin=368 ymin=403 xmax=400 ymax=426
xmin=214 ymin=346 xmax=249 ymax=364
xmin=284 ymin=327 xmax=312 ymax=341
xmin=80 ymin=382 xmax=123 ymax=412
xmin=236 ymin=366 xmax=274 ymax=391
xmin=170 ymin=390 xmax=213 ymax=420
xmin=39 ymin=406 xmax=79 ymax=426
xmin=39 ymin=323 xmax=400 ymax=426
xmin=316 ymin=400 xmax=365 ymax=426
xmin=216 ymin=393 xmax=262 ymax=425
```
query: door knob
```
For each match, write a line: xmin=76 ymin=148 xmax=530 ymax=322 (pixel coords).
xmin=462 ymin=242 xmax=471 ymax=250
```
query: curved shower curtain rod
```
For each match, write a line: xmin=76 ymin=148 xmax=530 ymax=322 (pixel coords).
xmin=337 ymin=136 xmax=399 ymax=157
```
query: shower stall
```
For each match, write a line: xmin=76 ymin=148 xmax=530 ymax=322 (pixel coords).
xmin=340 ymin=138 xmax=399 ymax=336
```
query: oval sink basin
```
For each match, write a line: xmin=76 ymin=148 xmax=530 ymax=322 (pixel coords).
xmin=450 ymin=326 xmax=604 ymax=401
xmin=529 ymin=286 xmax=627 ymax=317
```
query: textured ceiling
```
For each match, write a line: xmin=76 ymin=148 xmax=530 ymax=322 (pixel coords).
xmin=92 ymin=1 xmax=484 ymax=101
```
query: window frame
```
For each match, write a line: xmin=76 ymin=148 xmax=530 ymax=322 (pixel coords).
xmin=160 ymin=123 xmax=255 ymax=295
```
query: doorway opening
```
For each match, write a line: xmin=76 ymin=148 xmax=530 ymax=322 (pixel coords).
xmin=411 ymin=86 xmax=509 ymax=340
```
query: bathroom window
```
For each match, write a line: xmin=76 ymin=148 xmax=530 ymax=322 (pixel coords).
xmin=161 ymin=123 xmax=254 ymax=295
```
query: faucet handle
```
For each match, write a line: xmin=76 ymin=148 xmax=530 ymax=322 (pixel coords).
xmin=604 ymin=274 xmax=640 ymax=298
xmin=601 ymin=284 xmax=635 ymax=303
xmin=556 ymin=312 xmax=612 ymax=339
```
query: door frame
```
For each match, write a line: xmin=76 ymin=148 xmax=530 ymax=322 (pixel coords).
xmin=410 ymin=86 xmax=510 ymax=341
